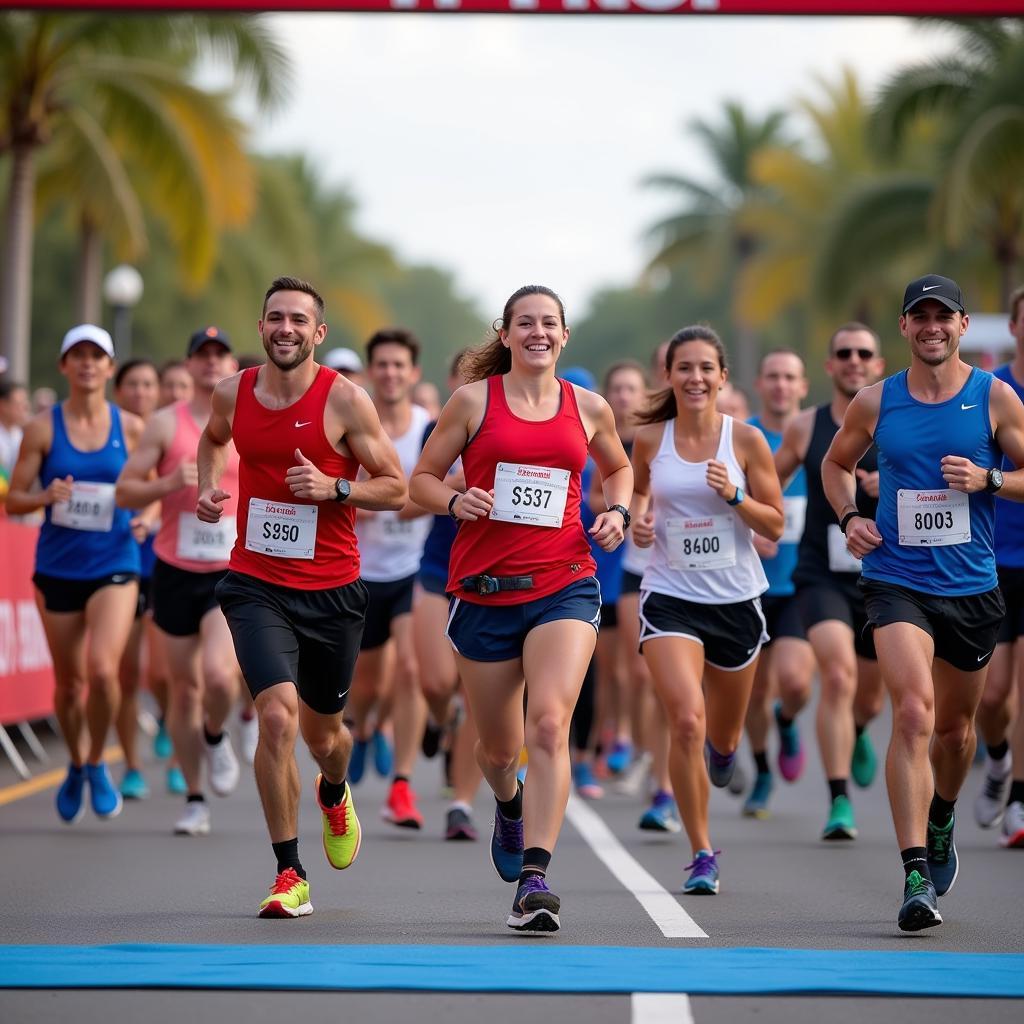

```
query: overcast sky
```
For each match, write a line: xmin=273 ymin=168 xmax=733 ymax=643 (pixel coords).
xmin=251 ymin=13 xmax=929 ymax=321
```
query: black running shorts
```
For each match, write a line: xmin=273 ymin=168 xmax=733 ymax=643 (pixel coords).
xmin=359 ymin=573 xmax=416 ymax=651
xmin=997 ymin=567 xmax=1024 ymax=645
xmin=761 ymin=594 xmax=806 ymax=645
xmin=151 ymin=558 xmax=226 ymax=637
xmin=795 ymin=579 xmax=876 ymax=661
xmin=33 ymin=571 xmax=138 ymax=614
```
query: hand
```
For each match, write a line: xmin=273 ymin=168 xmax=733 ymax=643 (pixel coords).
xmin=855 ymin=468 xmax=880 ymax=499
xmin=45 ymin=475 xmax=74 ymax=506
xmin=633 ymin=511 xmax=655 ymax=548
xmin=845 ymin=516 xmax=883 ymax=558
xmin=753 ymin=533 xmax=778 ymax=559
xmin=129 ymin=515 xmax=150 ymax=544
xmin=196 ymin=488 xmax=229 ymax=523
xmin=706 ymin=459 xmax=735 ymax=500
xmin=941 ymin=455 xmax=986 ymax=494
xmin=589 ymin=510 xmax=625 ymax=552
xmin=176 ymin=461 xmax=199 ymax=490
xmin=452 ymin=486 xmax=494 ymax=522
xmin=285 ymin=448 xmax=334 ymax=501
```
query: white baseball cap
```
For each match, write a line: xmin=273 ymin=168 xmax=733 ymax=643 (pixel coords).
xmin=323 ymin=347 xmax=363 ymax=373
xmin=60 ymin=324 xmax=115 ymax=360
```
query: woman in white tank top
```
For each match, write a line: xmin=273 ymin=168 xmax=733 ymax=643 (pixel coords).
xmin=629 ymin=326 xmax=783 ymax=896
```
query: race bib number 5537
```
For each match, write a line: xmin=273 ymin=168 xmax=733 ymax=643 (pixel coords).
xmin=490 ymin=462 xmax=570 ymax=529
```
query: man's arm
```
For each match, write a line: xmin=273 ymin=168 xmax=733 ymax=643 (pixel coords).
xmin=775 ymin=407 xmax=813 ymax=487
xmin=116 ymin=408 xmax=186 ymax=508
xmin=196 ymin=377 xmax=237 ymax=523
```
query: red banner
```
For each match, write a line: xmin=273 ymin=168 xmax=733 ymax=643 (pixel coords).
xmin=5 ymin=1 xmax=1022 ymax=16
xmin=0 ymin=520 xmax=54 ymax=726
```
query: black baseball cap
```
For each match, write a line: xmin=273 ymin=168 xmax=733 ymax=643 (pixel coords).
xmin=901 ymin=275 xmax=965 ymax=315
xmin=187 ymin=326 xmax=232 ymax=356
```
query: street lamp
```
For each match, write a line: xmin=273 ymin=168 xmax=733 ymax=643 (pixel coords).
xmin=103 ymin=265 xmax=144 ymax=362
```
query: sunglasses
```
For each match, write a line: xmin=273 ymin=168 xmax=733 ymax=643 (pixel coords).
xmin=833 ymin=348 xmax=876 ymax=361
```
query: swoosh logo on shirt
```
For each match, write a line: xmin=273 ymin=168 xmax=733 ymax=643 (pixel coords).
xmin=961 ymin=403 xmax=977 ymax=411
xmin=295 ymin=420 xmax=311 ymax=428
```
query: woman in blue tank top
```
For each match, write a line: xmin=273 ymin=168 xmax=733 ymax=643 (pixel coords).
xmin=6 ymin=326 xmax=144 ymax=827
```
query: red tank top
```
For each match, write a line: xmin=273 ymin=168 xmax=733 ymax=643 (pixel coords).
xmin=446 ymin=375 xmax=596 ymax=605
xmin=229 ymin=365 xmax=360 ymax=590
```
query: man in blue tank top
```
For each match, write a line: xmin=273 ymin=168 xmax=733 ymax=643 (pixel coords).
xmin=823 ymin=274 xmax=1024 ymax=933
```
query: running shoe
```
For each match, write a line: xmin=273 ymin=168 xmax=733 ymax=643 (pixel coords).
xmin=421 ymin=717 xmax=443 ymax=760
xmin=851 ymin=730 xmax=877 ymax=788
xmin=348 ymin=737 xmax=367 ymax=785
xmin=258 ymin=867 xmax=313 ymax=919
xmin=897 ymin=870 xmax=941 ymax=932
xmin=166 ymin=766 xmax=186 ymax=795
xmin=445 ymin=805 xmax=478 ymax=842
xmin=682 ymin=850 xmax=720 ymax=895
xmin=120 ymin=768 xmax=149 ymax=800
xmin=489 ymin=800 xmax=525 ymax=882
xmin=86 ymin=762 xmax=123 ymax=819
xmin=316 ymin=775 xmax=362 ymax=869
xmin=606 ymin=740 xmax=633 ymax=776
xmin=56 ymin=764 xmax=86 ymax=824
xmin=381 ymin=778 xmax=423 ymax=830
xmin=153 ymin=719 xmax=173 ymax=760
xmin=926 ymin=812 xmax=958 ymax=897
xmin=974 ymin=755 xmax=1012 ymax=828
xmin=174 ymin=801 xmax=211 ymax=836
xmin=704 ymin=740 xmax=736 ymax=789
xmin=239 ymin=714 xmax=259 ymax=766
xmin=572 ymin=761 xmax=604 ymax=799
xmin=638 ymin=791 xmax=682 ymax=833
xmin=727 ymin=757 xmax=747 ymax=796
xmin=613 ymin=750 xmax=652 ymax=797
xmin=742 ymin=771 xmax=773 ymax=819
xmin=205 ymin=732 xmax=240 ymax=797
xmin=507 ymin=874 xmax=561 ymax=932
xmin=774 ymin=703 xmax=805 ymax=782
xmin=822 ymin=794 xmax=857 ymax=840
xmin=372 ymin=729 xmax=393 ymax=777
xmin=1001 ymin=801 xmax=1024 ymax=848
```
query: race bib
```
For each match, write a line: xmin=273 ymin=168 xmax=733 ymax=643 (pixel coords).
xmin=177 ymin=513 xmax=236 ymax=562
xmin=51 ymin=481 xmax=115 ymax=533
xmin=781 ymin=496 xmax=807 ymax=544
xmin=666 ymin=514 xmax=736 ymax=570
xmin=245 ymin=499 xmax=317 ymax=560
xmin=490 ymin=462 xmax=570 ymax=529
xmin=827 ymin=523 xmax=862 ymax=573
xmin=897 ymin=489 xmax=970 ymax=547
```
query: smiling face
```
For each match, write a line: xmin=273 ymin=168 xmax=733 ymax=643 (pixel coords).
xmin=899 ymin=299 xmax=968 ymax=368
xmin=755 ymin=351 xmax=807 ymax=419
xmin=187 ymin=342 xmax=237 ymax=395
xmin=826 ymin=328 xmax=884 ymax=399
xmin=60 ymin=342 xmax=114 ymax=394
xmin=368 ymin=341 xmax=420 ymax=408
xmin=501 ymin=293 xmax=568 ymax=372
xmin=115 ymin=363 xmax=160 ymax=418
xmin=669 ymin=339 xmax=727 ymax=413
xmin=259 ymin=290 xmax=327 ymax=372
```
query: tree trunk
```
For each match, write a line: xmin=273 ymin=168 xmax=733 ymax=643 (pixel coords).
xmin=0 ymin=144 xmax=37 ymax=384
xmin=76 ymin=217 xmax=104 ymax=325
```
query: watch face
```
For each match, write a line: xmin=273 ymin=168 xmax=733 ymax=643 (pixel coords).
xmin=992 ymin=469 xmax=1004 ymax=490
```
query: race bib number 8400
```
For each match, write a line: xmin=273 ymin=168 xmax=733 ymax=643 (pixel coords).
xmin=490 ymin=462 xmax=570 ymax=529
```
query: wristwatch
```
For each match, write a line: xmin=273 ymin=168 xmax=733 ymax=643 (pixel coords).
xmin=608 ymin=504 xmax=631 ymax=529
xmin=986 ymin=468 xmax=1004 ymax=493
xmin=727 ymin=487 xmax=745 ymax=507
xmin=334 ymin=477 xmax=351 ymax=503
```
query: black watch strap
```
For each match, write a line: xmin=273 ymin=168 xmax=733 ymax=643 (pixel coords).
xmin=839 ymin=509 xmax=863 ymax=535
xmin=608 ymin=504 xmax=631 ymax=528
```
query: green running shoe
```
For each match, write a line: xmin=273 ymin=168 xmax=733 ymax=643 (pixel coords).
xmin=822 ymin=794 xmax=857 ymax=840
xmin=851 ymin=730 xmax=877 ymax=788
xmin=258 ymin=868 xmax=313 ymax=919
xmin=898 ymin=870 xmax=941 ymax=932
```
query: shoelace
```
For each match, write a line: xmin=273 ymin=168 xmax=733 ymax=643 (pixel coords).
xmin=684 ymin=849 xmax=722 ymax=874
xmin=496 ymin=810 xmax=524 ymax=850
xmin=269 ymin=868 xmax=303 ymax=894
xmin=928 ymin=820 xmax=952 ymax=862
xmin=905 ymin=871 xmax=931 ymax=898
xmin=982 ymin=774 xmax=1007 ymax=801
xmin=324 ymin=798 xmax=350 ymax=836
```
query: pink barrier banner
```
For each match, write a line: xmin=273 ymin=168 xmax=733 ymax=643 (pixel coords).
xmin=0 ymin=520 xmax=54 ymax=726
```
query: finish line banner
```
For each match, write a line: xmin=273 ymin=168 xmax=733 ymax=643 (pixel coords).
xmin=11 ymin=2 xmax=1023 ymax=16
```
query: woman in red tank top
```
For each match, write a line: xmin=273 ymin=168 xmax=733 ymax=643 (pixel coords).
xmin=411 ymin=285 xmax=632 ymax=934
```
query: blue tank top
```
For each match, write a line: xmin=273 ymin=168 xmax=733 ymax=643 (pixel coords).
xmin=749 ymin=416 xmax=806 ymax=597
xmin=863 ymin=367 xmax=999 ymax=596
xmin=418 ymin=419 xmax=458 ymax=581
xmin=993 ymin=364 xmax=1024 ymax=569
xmin=582 ymin=454 xmax=625 ymax=606
xmin=35 ymin=403 xmax=140 ymax=580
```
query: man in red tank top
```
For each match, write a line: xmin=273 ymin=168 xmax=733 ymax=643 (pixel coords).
xmin=116 ymin=328 xmax=243 ymax=838
xmin=196 ymin=277 xmax=406 ymax=919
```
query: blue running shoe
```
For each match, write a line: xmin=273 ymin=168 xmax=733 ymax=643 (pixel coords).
xmin=153 ymin=720 xmax=173 ymax=760
xmin=166 ymin=766 xmax=186 ymax=795
xmin=638 ymin=791 xmax=682 ymax=833
xmin=682 ymin=849 xmax=720 ymax=895
xmin=348 ymin=737 xmax=367 ymax=785
xmin=120 ymin=768 xmax=149 ymax=800
xmin=56 ymin=764 xmax=86 ymax=824
xmin=489 ymin=799 xmax=524 ymax=883
xmin=371 ymin=730 xmax=393 ymax=778
xmin=606 ymin=741 xmax=633 ymax=776
xmin=927 ymin=812 xmax=959 ymax=897
xmin=507 ymin=874 xmax=560 ymax=932
xmin=86 ymin=762 xmax=123 ymax=819
xmin=704 ymin=740 xmax=736 ymax=789
xmin=742 ymin=771 xmax=773 ymax=819
xmin=572 ymin=762 xmax=604 ymax=799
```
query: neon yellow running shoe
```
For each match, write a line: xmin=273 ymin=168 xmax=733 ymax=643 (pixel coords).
xmin=315 ymin=774 xmax=362 ymax=870
xmin=258 ymin=868 xmax=312 ymax=919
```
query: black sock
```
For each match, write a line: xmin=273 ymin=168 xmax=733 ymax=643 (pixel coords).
xmin=203 ymin=726 xmax=223 ymax=746
xmin=828 ymin=778 xmax=848 ymax=802
xmin=753 ymin=750 xmax=770 ymax=775
xmin=1009 ymin=779 xmax=1024 ymax=805
xmin=520 ymin=847 xmax=551 ymax=881
xmin=901 ymin=846 xmax=930 ymax=881
xmin=272 ymin=838 xmax=305 ymax=879
xmin=929 ymin=793 xmax=956 ymax=827
xmin=393 ymin=774 xmax=410 ymax=786
xmin=987 ymin=740 xmax=1009 ymax=762
xmin=496 ymin=779 xmax=523 ymax=821
xmin=855 ymin=724 xmax=865 ymax=739
xmin=187 ymin=793 xmax=205 ymax=804
xmin=319 ymin=775 xmax=346 ymax=808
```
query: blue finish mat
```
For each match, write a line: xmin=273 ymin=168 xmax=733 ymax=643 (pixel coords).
xmin=2 ymin=945 xmax=1023 ymax=996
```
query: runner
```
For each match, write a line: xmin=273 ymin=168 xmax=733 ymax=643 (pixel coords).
xmin=410 ymin=284 xmax=631 ymax=932
xmin=196 ymin=277 xmax=405 ymax=917
xmin=742 ymin=350 xmax=815 ymax=818
xmin=630 ymin=324 xmax=783 ymax=896
xmin=116 ymin=328 xmax=244 ymax=835
xmin=5 ymin=325 xmax=143 ymax=824
xmin=974 ymin=283 xmax=1024 ymax=848
xmin=0 ymin=377 xmax=30 ymax=485
xmin=823 ymin=274 xmax=1024 ymax=931
xmin=774 ymin=323 xmax=886 ymax=840
xmin=159 ymin=360 xmax=193 ymax=407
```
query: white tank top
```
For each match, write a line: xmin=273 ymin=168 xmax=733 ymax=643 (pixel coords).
xmin=640 ymin=415 xmax=768 ymax=604
xmin=357 ymin=403 xmax=432 ymax=582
